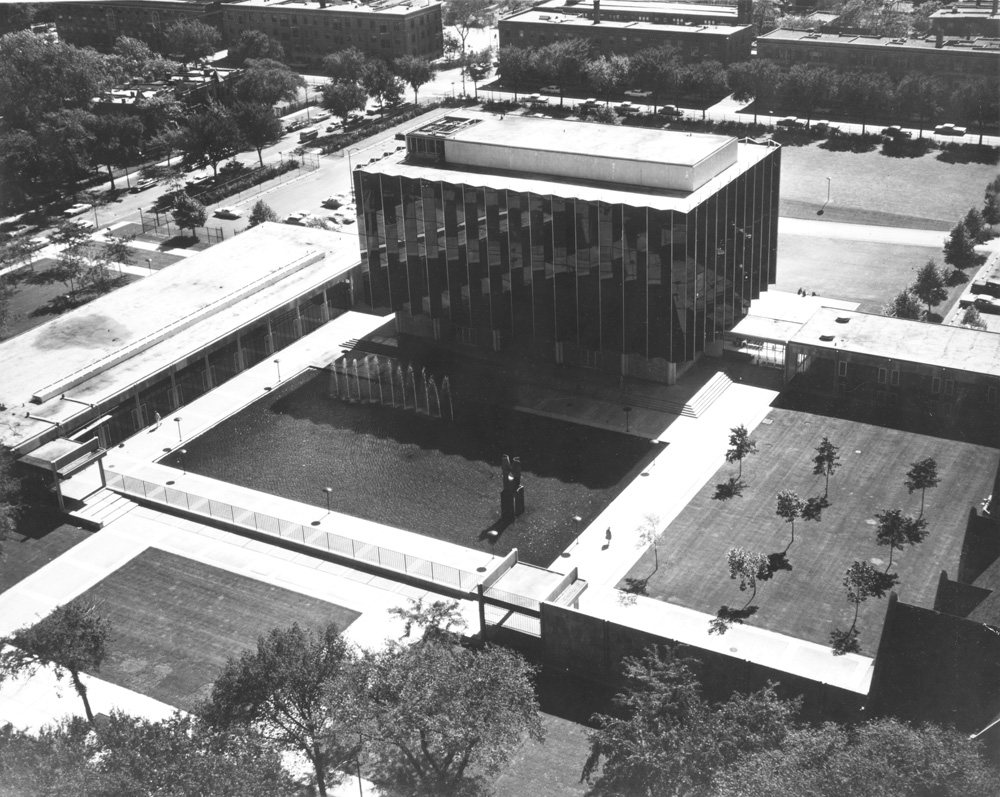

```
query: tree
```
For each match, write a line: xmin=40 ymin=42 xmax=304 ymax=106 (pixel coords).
xmin=103 ymin=233 xmax=136 ymax=271
xmin=182 ymin=105 xmax=241 ymax=177
xmin=711 ymin=718 xmax=1000 ymax=797
xmin=322 ymin=47 xmax=368 ymax=84
xmin=172 ymin=192 xmax=207 ymax=236
xmin=686 ymin=60 xmax=729 ymax=105
xmin=163 ymin=19 xmax=221 ymax=67
xmin=321 ymin=79 xmax=367 ymax=127
xmin=350 ymin=599 xmax=543 ymax=794
xmin=586 ymin=54 xmax=631 ymax=106
xmin=961 ymin=305 xmax=987 ymax=331
xmin=882 ymin=287 xmax=924 ymax=320
xmin=895 ymin=74 xmax=946 ymax=138
xmin=630 ymin=46 xmax=682 ymax=112
xmin=393 ymin=54 xmax=435 ymax=104
xmin=636 ymin=513 xmax=663 ymax=574
xmin=442 ymin=30 xmax=462 ymax=62
xmin=710 ymin=548 xmax=770 ymax=635
xmin=775 ymin=491 xmax=804 ymax=549
xmin=248 ymin=199 xmax=279 ymax=227
xmin=537 ymin=38 xmax=590 ymax=107
xmin=204 ymin=622 xmax=355 ymax=797
xmin=88 ymin=113 xmax=144 ymax=190
xmin=838 ymin=0 xmax=908 ymax=36
xmin=232 ymin=58 xmax=304 ymax=106
xmin=360 ymin=59 xmax=403 ymax=112
xmin=874 ymin=508 xmax=928 ymax=572
xmin=830 ymin=560 xmax=898 ymax=655
xmin=231 ymin=102 xmax=282 ymax=167
xmin=838 ymin=71 xmax=891 ymax=135
xmin=912 ymin=259 xmax=949 ymax=314
xmin=725 ymin=424 xmax=758 ymax=480
xmin=39 ymin=222 xmax=93 ymax=296
xmin=0 ymin=603 xmax=111 ymax=724
xmin=0 ymin=446 xmax=22 ymax=558
xmin=812 ymin=436 xmax=840 ymax=498
xmin=982 ymin=175 xmax=1000 ymax=226
xmin=727 ymin=59 xmax=782 ymax=123
xmin=962 ymin=207 xmax=990 ymax=245
xmin=780 ymin=65 xmax=836 ymax=124
xmin=583 ymin=645 xmax=799 ymax=794
xmin=496 ymin=45 xmax=533 ymax=99
xmin=465 ymin=47 xmax=494 ymax=99
xmin=957 ymin=76 xmax=1000 ymax=146
xmin=442 ymin=0 xmax=491 ymax=94
xmin=944 ymin=221 xmax=978 ymax=270
xmin=229 ymin=29 xmax=285 ymax=66
xmin=36 ymin=108 xmax=97 ymax=193
xmin=905 ymin=457 xmax=940 ymax=519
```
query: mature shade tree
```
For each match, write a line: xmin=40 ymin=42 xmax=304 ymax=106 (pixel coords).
xmin=88 ymin=113 xmax=145 ymax=190
xmin=248 ymin=199 xmax=279 ymax=227
xmin=321 ymin=79 xmax=368 ymax=126
xmin=0 ymin=3 xmax=39 ymax=34
xmin=838 ymin=71 xmax=891 ymax=135
xmin=961 ymin=305 xmax=987 ymax=331
xmin=685 ymin=60 xmax=729 ymax=105
xmin=443 ymin=0 xmax=491 ymax=93
xmin=780 ymin=65 xmax=836 ymax=124
xmin=905 ymin=457 xmax=940 ymax=519
xmin=727 ymin=59 xmax=782 ymax=123
xmin=465 ymin=46 xmax=494 ymax=99
xmin=895 ymin=73 xmax=946 ymax=138
xmin=882 ymin=286 xmax=923 ymax=320
xmin=392 ymin=54 xmax=435 ymax=104
xmin=496 ymin=45 xmax=534 ymax=99
xmin=349 ymin=600 xmax=543 ymax=794
xmin=830 ymin=560 xmax=898 ymax=655
xmin=911 ymin=0 xmax=950 ymax=35
xmin=229 ymin=29 xmax=285 ymax=66
xmin=944 ymin=221 xmax=979 ymax=269
xmin=957 ymin=76 xmax=1000 ymax=145
xmin=172 ymin=192 xmax=207 ymax=236
xmin=812 ymin=436 xmax=840 ymax=497
xmin=182 ymin=106 xmax=241 ymax=177
xmin=912 ymin=259 xmax=949 ymax=314
xmin=0 ymin=280 xmax=15 ymax=341
xmin=710 ymin=718 xmax=1000 ymax=797
xmin=962 ymin=207 xmax=991 ymax=245
xmin=0 ymin=446 xmax=22 ymax=557
xmin=134 ymin=93 xmax=184 ymax=141
xmin=323 ymin=46 xmax=368 ymax=83
xmin=231 ymin=102 xmax=282 ymax=167
xmin=0 ymin=129 xmax=43 ymax=207
xmin=232 ymin=58 xmax=304 ymax=106
xmin=107 ymin=35 xmax=178 ymax=83
xmin=775 ymin=491 xmax=804 ymax=549
xmin=361 ymin=59 xmax=403 ymax=112
xmin=0 ymin=603 xmax=111 ymax=724
xmin=838 ymin=0 xmax=908 ymax=36
xmin=630 ymin=45 xmax=683 ymax=112
xmin=537 ymin=38 xmax=590 ymax=107
xmin=710 ymin=547 xmax=770 ymax=634
xmin=725 ymin=424 xmax=758 ymax=480
xmin=874 ymin=508 xmax=928 ymax=572
xmin=586 ymin=54 xmax=631 ymax=106
xmin=583 ymin=645 xmax=799 ymax=794
xmin=163 ymin=18 xmax=221 ymax=67
xmin=36 ymin=108 xmax=98 ymax=193
xmin=751 ymin=0 xmax=782 ymax=35
xmin=204 ymin=622 xmax=356 ymax=797
xmin=983 ymin=175 xmax=1000 ymax=226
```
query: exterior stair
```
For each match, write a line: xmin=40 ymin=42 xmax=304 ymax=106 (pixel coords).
xmin=68 ymin=489 xmax=136 ymax=530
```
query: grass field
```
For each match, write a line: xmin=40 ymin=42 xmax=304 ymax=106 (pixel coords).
xmin=70 ymin=548 xmax=360 ymax=710
xmin=619 ymin=407 xmax=998 ymax=654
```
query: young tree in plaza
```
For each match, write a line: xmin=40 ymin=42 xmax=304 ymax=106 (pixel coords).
xmin=230 ymin=102 xmax=282 ymax=167
xmin=830 ymin=560 xmax=898 ymax=656
xmin=775 ymin=491 xmax=804 ymax=550
xmin=710 ymin=547 xmax=770 ymax=635
xmin=248 ymin=199 xmax=279 ymax=227
xmin=392 ymin=54 xmax=435 ymax=104
xmin=636 ymin=513 xmax=664 ymax=574
xmin=874 ymin=508 xmax=927 ymax=573
xmin=172 ymin=192 xmax=207 ymax=236
xmin=164 ymin=19 xmax=221 ymax=68
xmin=204 ymin=623 xmax=357 ymax=797
xmin=905 ymin=457 xmax=940 ymax=520
xmin=321 ymin=79 xmax=368 ymax=126
xmin=912 ymin=259 xmax=949 ymax=314
xmin=725 ymin=424 xmax=758 ymax=480
xmin=812 ymin=436 xmax=840 ymax=498
xmin=0 ymin=603 xmax=111 ymax=724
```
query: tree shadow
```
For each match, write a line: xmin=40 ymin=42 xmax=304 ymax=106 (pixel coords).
xmin=29 ymin=293 xmax=88 ymax=317
xmin=621 ymin=577 xmax=648 ymax=596
xmin=925 ymin=311 xmax=944 ymax=324
xmin=881 ymin=139 xmax=932 ymax=159
xmin=936 ymin=144 xmax=999 ymax=165
xmin=819 ymin=135 xmax=880 ymax=154
xmin=945 ymin=268 xmax=969 ymax=287
xmin=763 ymin=551 xmax=793 ymax=579
xmin=159 ymin=234 xmax=199 ymax=250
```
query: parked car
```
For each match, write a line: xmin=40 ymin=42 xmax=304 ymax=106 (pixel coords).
xmin=881 ymin=125 xmax=911 ymax=140
xmin=934 ymin=123 xmax=967 ymax=136
xmin=322 ymin=194 xmax=348 ymax=209
xmin=130 ymin=177 xmax=158 ymax=193
xmin=540 ymin=85 xmax=561 ymax=94
xmin=63 ymin=202 xmax=93 ymax=217
xmin=26 ymin=235 xmax=49 ymax=252
xmin=775 ymin=116 xmax=804 ymax=129
xmin=656 ymin=105 xmax=682 ymax=117
xmin=214 ymin=206 xmax=243 ymax=219
xmin=313 ymin=111 xmax=331 ymax=123
xmin=67 ymin=218 xmax=95 ymax=232
xmin=624 ymin=89 xmax=652 ymax=99
xmin=283 ymin=211 xmax=310 ymax=226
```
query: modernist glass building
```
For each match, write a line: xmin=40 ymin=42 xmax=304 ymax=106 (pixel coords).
xmin=354 ymin=112 xmax=780 ymax=383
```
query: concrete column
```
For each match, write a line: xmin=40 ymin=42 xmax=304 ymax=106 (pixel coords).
xmin=235 ymin=332 xmax=245 ymax=372
xmin=203 ymin=355 xmax=213 ymax=390
xmin=265 ymin=317 xmax=274 ymax=355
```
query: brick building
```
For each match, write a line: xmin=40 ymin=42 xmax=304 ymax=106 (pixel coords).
xmin=49 ymin=0 xmax=222 ymax=53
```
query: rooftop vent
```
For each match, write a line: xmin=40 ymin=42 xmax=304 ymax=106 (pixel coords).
xmin=819 ymin=334 xmax=836 ymax=342
xmin=835 ymin=316 xmax=851 ymax=324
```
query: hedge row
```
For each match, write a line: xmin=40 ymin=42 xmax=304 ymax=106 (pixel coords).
xmin=190 ymin=159 xmax=301 ymax=207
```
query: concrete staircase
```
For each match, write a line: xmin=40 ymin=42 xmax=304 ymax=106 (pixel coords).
xmin=68 ymin=489 xmax=137 ymax=530
xmin=617 ymin=371 xmax=734 ymax=418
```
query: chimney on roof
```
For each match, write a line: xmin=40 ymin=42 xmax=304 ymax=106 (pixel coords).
xmin=319 ymin=0 xmax=327 ymax=6
xmin=936 ymin=29 xmax=944 ymax=47
xmin=594 ymin=0 xmax=600 ymax=24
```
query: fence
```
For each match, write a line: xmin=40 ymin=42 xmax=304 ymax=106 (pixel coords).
xmin=137 ymin=213 xmax=224 ymax=244
xmin=105 ymin=471 xmax=479 ymax=592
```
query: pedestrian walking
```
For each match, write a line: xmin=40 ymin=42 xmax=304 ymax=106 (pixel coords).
xmin=154 ymin=411 xmax=161 ymax=429
xmin=605 ymin=527 xmax=612 ymax=547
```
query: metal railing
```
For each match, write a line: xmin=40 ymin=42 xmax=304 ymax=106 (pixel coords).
xmin=484 ymin=584 xmax=541 ymax=614
xmin=484 ymin=603 xmax=541 ymax=637
xmin=105 ymin=471 xmax=479 ymax=592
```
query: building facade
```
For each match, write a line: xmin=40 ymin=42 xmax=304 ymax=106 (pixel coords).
xmin=526 ymin=0 xmax=752 ymax=28
xmin=49 ymin=0 xmax=222 ymax=53
xmin=353 ymin=113 xmax=780 ymax=383
xmin=222 ymin=0 xmax=443 ymax=67
xmin=930 ymin=0 xmax=1000 ymax=39
xmin=499 ymin=7 xmax=754 ymax=64
xmin=757 ymin=28 xmax=1000 ymax=85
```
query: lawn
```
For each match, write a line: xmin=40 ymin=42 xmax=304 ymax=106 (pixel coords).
xmin=778 ymin=140 xmax=998 ymax=225
xmin=70 ymin=548 xmax=360 ymax=710
xmin=619 ymin=407 xmax=998 ymax=654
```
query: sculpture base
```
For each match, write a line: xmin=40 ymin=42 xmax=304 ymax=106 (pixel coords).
xmin=501 ymin=485 xmax=525 ymax=521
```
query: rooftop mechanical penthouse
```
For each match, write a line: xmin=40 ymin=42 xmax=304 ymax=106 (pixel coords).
xmin=353 ymin=112 xmax=780 ymax=383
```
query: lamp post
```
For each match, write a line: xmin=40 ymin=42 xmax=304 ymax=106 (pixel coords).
xmin=180 ymin=448 xmax=187 ymax=475
xmin=346 ymin=147 xmax=361 ymax=204
xmin=623 ymin=406 xmax=632 ymax=433
xmin=274 ymin=358 xmax=281 ymax=382
xmin=826 ymin=176 xmax=832 ymax=204
xmin=572 ymin=515 xmax=582 ymax=550
xmin=323 ymin=486 xmax=333 ymax=513
xmin=146 ymin=258 xmax=152 ymax=274
xmin=486 ymin=529 xmax=499 ymax=558
xmin=174 ymin=417 xmax=182 ymax=442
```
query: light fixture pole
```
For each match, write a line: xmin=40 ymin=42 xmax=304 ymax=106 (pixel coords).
xmin=180 ymin=448 xmax=187 ymax=475
xmin=146 ymin=258 xmax=152 ymax=274
xmin=323 ymin=486 xmax=333 ymax=513
xmin=274 ymin=358 xmax=281 ymax=382
xmin=623 ymin=406 xmax=632 ymax=433
xmin=826 ymin=176 xmax=832 ymax=204
xmin=174 ymin=417 xmax=182 ymax=442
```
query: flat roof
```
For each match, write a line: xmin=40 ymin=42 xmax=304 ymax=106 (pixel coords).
xmin=503 ymin=10 xmax=749 ymax=36
xmin=730 ymin=293 xmax=860 ymax=342
xmin=788 ymin=307 xmax=1000 ymax=377
xmin=0 ymin=224 xmax=360 ymax=452
xmin=229 ymin=0 xmax=440 ymax=15
xmin=533 ymin=0 xmax=740 ymax=18
xmin=759 ymin=27 xmax=1000 ymax=52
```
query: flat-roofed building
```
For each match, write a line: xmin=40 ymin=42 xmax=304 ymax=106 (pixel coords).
xmin=499 ymin=3 xmax=753 ymax=64
xmin=785 ymin=307 xmax=1000 ymax=432
xmin=222 ymin=0 xmax=443 ymax=68
xmin=0 ymin=224 xmax=364 ymax=456
xmin=757 ymin=27 xmax=1000 ymax=85
xmin=49 ymin=0 xmax=222 ymax=53
xmin=526 ymin=0 xmax=751 ymax=28
xmin=930 ymin=0 xmax=1000 ymax=39
xmin=353 ymin=112 xmax=780 ymax=383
